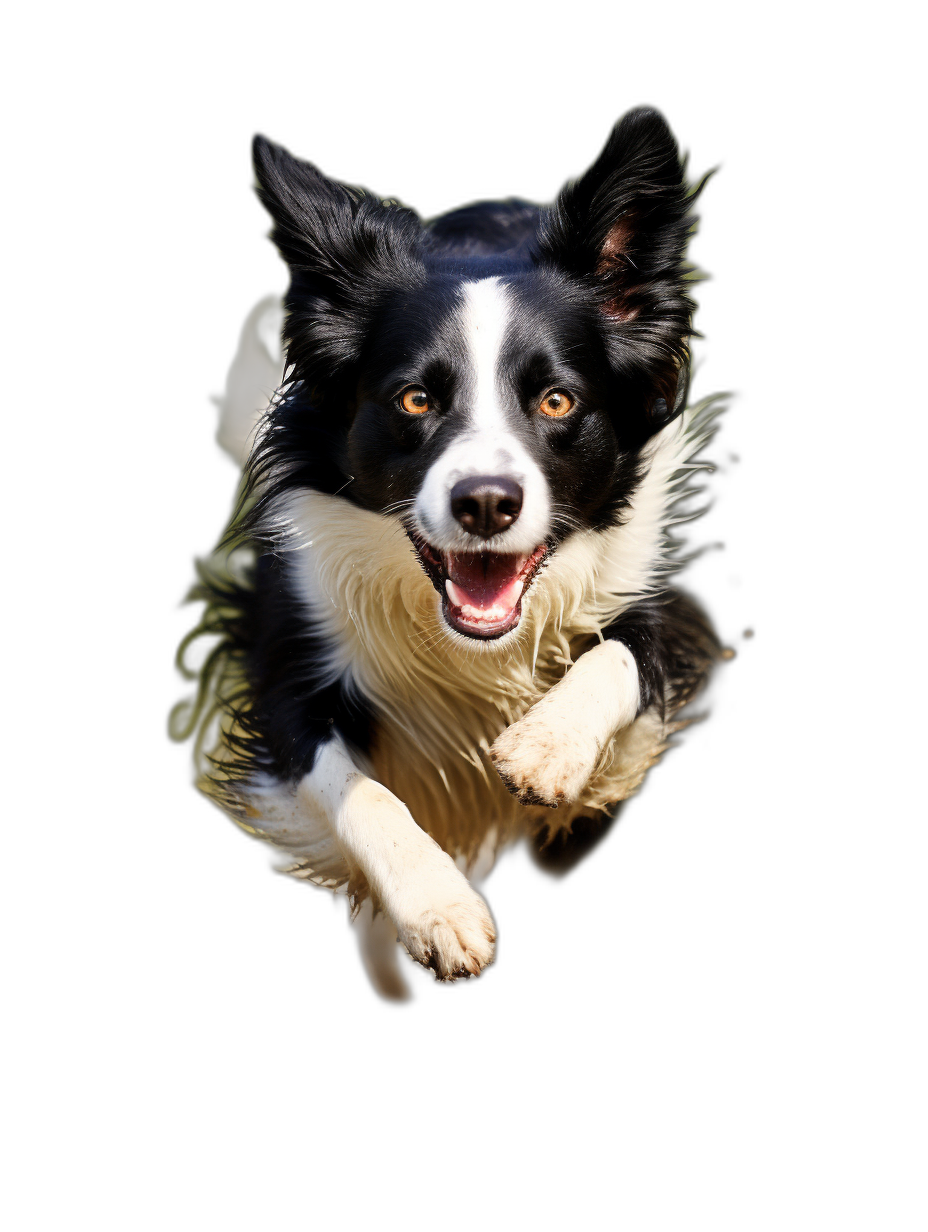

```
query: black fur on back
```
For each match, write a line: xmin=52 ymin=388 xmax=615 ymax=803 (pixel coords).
xmin=603 ymin=588 xmax=720 ymax=719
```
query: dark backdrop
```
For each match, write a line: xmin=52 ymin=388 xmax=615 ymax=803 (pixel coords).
xmin=125 ymin=79 xmax=808 ymax=1059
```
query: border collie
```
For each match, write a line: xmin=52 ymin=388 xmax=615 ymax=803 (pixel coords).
xmin=173 ymin=106 xmax=722 ymax=994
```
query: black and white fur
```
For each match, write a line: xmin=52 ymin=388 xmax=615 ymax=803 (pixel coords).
xmin=174 ymin=107 xmax=721 ymax=991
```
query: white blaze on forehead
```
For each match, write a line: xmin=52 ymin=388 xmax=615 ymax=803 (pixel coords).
xmin=461 ymin=276 xmax=511 ymax=433
xmin=413 ymin=277 xmax=551 ymax=554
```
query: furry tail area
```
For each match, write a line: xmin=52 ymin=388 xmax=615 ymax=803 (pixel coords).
xmin=214 ymin=295 xmax=285 ymax=467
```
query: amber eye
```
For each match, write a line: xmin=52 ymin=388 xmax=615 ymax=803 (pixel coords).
xmin=538 ymin=389 xmax=575 ymax=418
xmin=400 ymin=387 xmax=432 ymax=415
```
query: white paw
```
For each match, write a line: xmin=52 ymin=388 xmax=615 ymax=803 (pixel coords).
xmin=390 ymin=861 xmax=496 ymax=980
xmin=490 ymin=712 xmax=600 ymax=808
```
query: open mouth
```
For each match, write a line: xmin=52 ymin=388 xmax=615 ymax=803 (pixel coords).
xmin=410 ymin=537 xmax=548 ymax=639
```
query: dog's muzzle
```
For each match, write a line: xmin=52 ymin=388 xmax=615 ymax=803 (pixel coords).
xmin=408 ymin=472 xmax=548 ymax=640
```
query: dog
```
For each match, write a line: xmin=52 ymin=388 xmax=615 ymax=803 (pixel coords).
xmin=172 ymin=106 xmax=722 ymax=994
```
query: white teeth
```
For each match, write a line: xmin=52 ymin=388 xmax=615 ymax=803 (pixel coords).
xmin=462 ymin=603 xmax=508 ymax=622
xmin=445 ymin=578 xmax=467 ymax=608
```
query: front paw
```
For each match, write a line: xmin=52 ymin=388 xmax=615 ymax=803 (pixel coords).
xmin=490 ymin=714 xmax=600 ymax=808
xmin=398 ymin=899 xmax=496 ymax=981
xmin=390 ymin=862 xmax=496 ymax=980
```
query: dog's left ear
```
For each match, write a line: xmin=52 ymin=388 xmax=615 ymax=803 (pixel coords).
xmin=537 ymin=107 xmax=701 ymax=424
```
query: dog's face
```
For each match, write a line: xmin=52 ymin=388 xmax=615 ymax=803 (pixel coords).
xmin=251 ymin=109 xmax=697 ymax=642
xmin=343 ymin=270 xmax=647 ymax=640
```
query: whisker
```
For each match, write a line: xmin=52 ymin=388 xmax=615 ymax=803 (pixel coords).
xmin=381 ymin=497 xmax=416 ymax=517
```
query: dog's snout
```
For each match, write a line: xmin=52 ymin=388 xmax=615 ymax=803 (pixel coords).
xmin=450 ymin=475 xmax=523 ymax=539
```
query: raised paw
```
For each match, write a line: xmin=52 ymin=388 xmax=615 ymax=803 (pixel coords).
xmin=490 ymin=712 xmax=600 ymax=808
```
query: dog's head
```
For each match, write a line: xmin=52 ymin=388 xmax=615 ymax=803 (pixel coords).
xmin=250 ymin=108 xmax=700 ymax=642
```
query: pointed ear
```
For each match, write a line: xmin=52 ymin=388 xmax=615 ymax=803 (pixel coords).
xmin=251 ymin=135 xmax=422 ymax=387
xmin=537 ymin=108 xmax=701 ymax=419
xmin=252 ymin=134 xmax=355 ymax=275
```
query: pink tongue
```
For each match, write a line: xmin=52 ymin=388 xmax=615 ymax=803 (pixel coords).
xmin=444 ymin=552 xmax=526 ymax=616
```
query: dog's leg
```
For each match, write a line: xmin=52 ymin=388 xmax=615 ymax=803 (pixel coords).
xmin=354 ymin=899 xmax=410 ymax=1001
xmin=490 ymin=639 xmax=640 ymax=807
xmin=300 ymin=737 xmax=496 ymax=980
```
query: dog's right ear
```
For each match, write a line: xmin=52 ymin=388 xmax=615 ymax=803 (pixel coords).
xmin=252 ymin=136 xmax=421 ymax=382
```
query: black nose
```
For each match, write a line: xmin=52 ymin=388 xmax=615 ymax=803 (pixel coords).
xmin=450 ymin=475 xmax=523 ymax=539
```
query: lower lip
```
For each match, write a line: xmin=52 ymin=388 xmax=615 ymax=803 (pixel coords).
xmin=441 ymin=595 xmax=523 ymax=639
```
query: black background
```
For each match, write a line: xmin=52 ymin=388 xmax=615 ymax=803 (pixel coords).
xmin=123 ymin=67 xmax=818 ymax=1059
